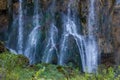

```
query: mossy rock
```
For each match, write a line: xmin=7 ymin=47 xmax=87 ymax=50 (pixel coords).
xmin=0 ymin=52 xmax=29 ymax=70
xmin=0 ymin=41 xmax=7 ymax=53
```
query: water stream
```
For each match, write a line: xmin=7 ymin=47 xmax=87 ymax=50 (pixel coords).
xmin=7 ymin=0 xmax=99 ymax=72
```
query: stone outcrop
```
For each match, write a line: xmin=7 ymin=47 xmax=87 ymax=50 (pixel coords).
xmin=0 ymin=0 xmax=7 ymax=10
xmin=112 ymin=3 xmax=120 ymax=65
xmin=0 ymin=41 xmax=7 ymax=53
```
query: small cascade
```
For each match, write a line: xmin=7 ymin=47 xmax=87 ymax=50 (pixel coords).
xmin=59 ymin=0 xmax=99 ymax=73
xmin=42 ymin=23 xmax=58 ymax=63
xmin=84 ymin=0 xmax=98 ymax=72
xmin=42 ymin=0 xmax=58 ymax=63
xmin=18 ymin=0 xmax=23 ymax=54
xmin=58 ymin=0 xmax=84 ymax=66
xmin=6 ymin=0 xmax=24 ymax=54
xmin=58 ymin=17 xmax=84 ymax=65
xmin=33 ymin=0 xmax=39 ymax=28
xmin=24 ymin=0 xmax=41 ymax=64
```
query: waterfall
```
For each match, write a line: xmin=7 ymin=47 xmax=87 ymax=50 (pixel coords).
xmin=18 ymin=0 xmax=23 ymax=54
xmin=84 ymin=0 xmax=98 ymax=72
xmin=116 ymin=0 xmax=120 ymax=5
xmin=58 ymin=0 xmax=98 ymax=73
xmin=58 ymin=0 xmax=84 ymax=66
xmin=42 ymin=0 xmax=58 ymax=63
xmin=6 ymin=0 xmax=99 ymax=72
xmin=42 ymin=23 xmax=58 ymax=63
xmin=24 ymin=0 xmax=41 ymax=64
xmin=33 ymin=0 xmax=39 ymax=28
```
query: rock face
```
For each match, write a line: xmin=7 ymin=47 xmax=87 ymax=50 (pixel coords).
xmin=0 ymin=0 xmax=8 ymax=41
xmin=0 ymin=0 xmax=8 ymax=51
xmin=112 ymin=3 xmax=120 ymax=65
xmin=0 ymin=15 xmax=8 ymax=32
xmin=0 ymin=15 xmax=8 ymax=41
xmin=79 ymin=0 xmax=117 ymax=66
xmin=0 ymin=41 xmax=7 ymax=53
xmin=0 ymin=0 xmax=7 ymax=10
xmin=96 ymin=0 xmax=120 ymax=66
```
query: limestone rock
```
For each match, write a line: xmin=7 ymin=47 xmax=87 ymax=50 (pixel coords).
xmin=112 ymin=3 xmax=120 ymax=65
xmin=0 ymin=0 xmax=7 ymax=10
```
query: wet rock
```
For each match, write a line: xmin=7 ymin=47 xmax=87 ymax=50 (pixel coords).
xmin=16 ymin=54 xmax=29 ymax=66
xmin=111 ymin=2 xmax=120 ymax=65
xmin=0 ymin=0 xmax=8 ymax=40
xmin=0 ymin=15 xmax=8 ymax=41
xmin=0 ymin=41 xmax=7 ymax=53
xmin=0 ymin=0 xmax=7 ymax=10
xmin=101 ymin=53 xmax=115 ymax=68
xmin=0 ymin=15 xmax=8 ymax=32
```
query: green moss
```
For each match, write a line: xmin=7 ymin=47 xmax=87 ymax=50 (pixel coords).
xmin=0 ymin=52 xmax=29 ymax=69
xmin=0 ymin=51 xmax=120 ymax=80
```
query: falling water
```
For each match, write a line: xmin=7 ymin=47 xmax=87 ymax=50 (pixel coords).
xmin=42 ymin=0 xmax=58 ymax=63
xmin=58 ymin=0 xmax=98 ymax=73
xmin=84 ymin=0 xmax=98 ymax=72
xmin=6 ymin=0 xmax=99 ymax=72
xmin=33 ymin=0 xmax=39 ymax=28
xmin=58 ymin=0 xmax=84 ymax=66
xmin=18 ymin=0 xmax=23 ymax=54
xmin=58 ymin=17 xmax=85 ymax=66
xmin=42 ymin=23 xmax=58 ymax=63
xmin=116 ymin=0 xmax=120 ymax=5
xmin=24 ymin=0 xmax=41 ymax=64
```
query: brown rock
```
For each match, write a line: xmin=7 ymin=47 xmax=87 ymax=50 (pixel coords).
xmin=0 ymin=0 xmax=7 ymax=10
xmin=0 ymin=15 xmax=8 ymax=32
xmin=115 ymin=47 xmax=120 ymax=65
xmin=0 ymin=41 xmax=7 ymax=53
xmin=112 ymin=2 xmax=120 ymax=65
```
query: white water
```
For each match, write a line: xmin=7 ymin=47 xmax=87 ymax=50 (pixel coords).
xmin=59 ymin=0 xmax=84 ymax=66
xmin=18 ymin=0 xmax=23 ymax=54
xmin=116 ymin=0 xmax=120 ymax=5
xmin=24 ymin=27 xmax=40 ymax=64
xmin=59 ymin=0 xmax=98 ymax=73
xmin=42 ymin=23 xmax=58 ymax=63
xmin=42 ymin=0 xmax=58 ymax=63
xmin=33 ymin=0 xmax=39 ymax=28
xmin=24 ymin=0 xmax=40 ymax=64
xmin=84 ymin=0 xmax=98 ymax=72
xmin=7 ymin=0 xmax=99 ymax=72
xmin=58 ymin=17 xmax=84 ymax=66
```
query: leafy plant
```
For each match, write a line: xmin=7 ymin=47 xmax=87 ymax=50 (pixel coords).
xmin=0 ymin=51 xmax=120 ymax=80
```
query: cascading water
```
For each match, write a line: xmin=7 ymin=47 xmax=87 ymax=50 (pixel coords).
xmin=84 ymin=0 xmax=98 ymax=73
xmin=6 ymin=0 xmax=99 ymax=73
xmin=58 ymin=0 xmax=84 ymax=67
xmin=6 ymin=0 xmax=24 ymax=54
xmin=24 ymin=0 xmax=41 ymax=64
xmin=58 ymin=0 xmax=98 ymax=73
xmin=116 ymin=0 xmax=120 ymax=5
xmin=42 ymin=0 xmax=58 ymax=63
xmin=116 ymin=0 xmax=120 ymax=4
xmin=42 ymin=23 xmax=58 ymax=63
xmin=18 ymin=0 xmax=23 ymax=54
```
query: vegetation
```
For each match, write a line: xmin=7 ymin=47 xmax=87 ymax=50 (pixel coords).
xmin=0 ymin=52 xmax=120 ymax=80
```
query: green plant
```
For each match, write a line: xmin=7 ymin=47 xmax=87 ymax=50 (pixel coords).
xmin=0 ymin=51 xmax=120 ymax=80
